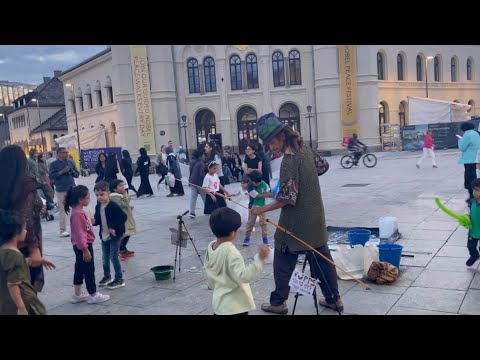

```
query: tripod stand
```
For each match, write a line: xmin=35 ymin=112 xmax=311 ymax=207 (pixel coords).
xmin=292 ymin=251 xmax=320 ymax=315
xmin=173 ymin=210 xmax=203 ymax=281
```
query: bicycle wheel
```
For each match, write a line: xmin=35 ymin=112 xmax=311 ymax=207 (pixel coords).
xmin=341 ymin=155 xmax=354 ymax=169
xmin=363 ymin=153 xmax=377 ymax=168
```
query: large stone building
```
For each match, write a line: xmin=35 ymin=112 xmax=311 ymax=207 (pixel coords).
xmin=59 ymin=45 xmax=480 ymax=156
xmin=0 ymin=80 xmax=36 ymax=107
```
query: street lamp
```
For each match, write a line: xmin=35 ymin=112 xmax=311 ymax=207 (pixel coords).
xmin=306 ymin=105 xmax=313 ymax=149
xmin=181 ymin=114 xmax=189 ymax=160
xmin=65 ymin=84 xmax=81 ymax=159
xmin=425 ymin=56 xmax=434 ymax=98
xmin=31 ymin=98 xmax=44 ymax=151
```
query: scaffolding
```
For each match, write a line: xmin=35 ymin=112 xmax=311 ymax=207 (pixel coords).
xmin=380 ymin=123 xmax=402 ymax=152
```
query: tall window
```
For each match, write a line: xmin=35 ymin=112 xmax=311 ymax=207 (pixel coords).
xmin=451 ymin=57 xmax=457 ymax=82
xmin=246 ymin=53 xmax=259 ymax=89
xmin=416 ymin=55 xmax=423 ymax=81
xmin=377 ymin=52 xmax=385 ymax=80
xmin=230 ymin=55 xmax=242 ymax=90
xmin=272 ymin=51 xmax=285 ymax=87
xmin=289 ymin=50 xmax=302 ymax=85
xmin=397 ymin=54 xmax=404 ymax=81
xmin=399 ymin=101 xmax=407 ymax=127
xmin=96 ymin=90 xmax=103 ymax=107
xmin=467 ymin=58 xmax=473 ymax=81
xmin=434 ymin=56 xmax=440 ymax=81
xmin=204 ymin=57 xmax=216 ymax=93
xmin=187 ymin=58 xmax=200 ymax=93
xmin=77 ymin=96 xmax=84 ymax=112
xmin=106 ymin=86 xmax=113 ymax=104
xmin=86 ymin=93 xmax=93 ymax=109
xmin=468 ymin=100 xmax=475 ymax=113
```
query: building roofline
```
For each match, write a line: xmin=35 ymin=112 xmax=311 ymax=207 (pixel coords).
xmin=61 ymin=47 xmax=111 ymax=77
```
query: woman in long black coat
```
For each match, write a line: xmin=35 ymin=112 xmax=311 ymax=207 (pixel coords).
xmin=135 ymin=148 xmax=154 ymax=197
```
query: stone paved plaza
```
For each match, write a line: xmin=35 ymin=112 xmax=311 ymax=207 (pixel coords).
xmin=38 ymin=149 xmax=480 ymax=315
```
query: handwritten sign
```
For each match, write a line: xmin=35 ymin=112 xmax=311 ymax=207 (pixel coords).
xmin=289 ymin=268 xmax=317 ymax=296
xmin=80 ymin=147 xmax=122 ymax=171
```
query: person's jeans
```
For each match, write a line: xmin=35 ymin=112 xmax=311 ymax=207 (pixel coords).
xmin=270 ymin=245 xmax=340 ymax=306
xmin=190 ymin=186 xmax=206 ymax=215
xmin=467 ymin=237 xmax=480 ymax=258
xmin=56 ymin=191 xmax=68 ymax=232
xmin=73 ymin=244 xmax=96 ymax=295
xmin=101 ymin=238 xmax=123 ymax=281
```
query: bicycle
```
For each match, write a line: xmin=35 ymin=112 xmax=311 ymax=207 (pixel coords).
xmin=340 ymin=147 xmax=377 ymax=169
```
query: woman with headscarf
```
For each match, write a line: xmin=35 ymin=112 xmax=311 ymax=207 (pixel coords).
xmin=135 ymin=147 xmax=154 ymax=197
xmin=0 ymin=145 xmax=49 ymax=292
xmin=95 ymin=153 xmax=107 ymax=183
xmin=166 ymin=146 xmax=184 ymax=197
xmin=104 ymin=152 xmax=119 ymax=183
xmin=121 ymin=150 xmax=138 ymax=196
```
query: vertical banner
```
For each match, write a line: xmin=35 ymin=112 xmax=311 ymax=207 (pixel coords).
xmin=337 ymin=45 xmax=359 ymax=137
xmin=130 ymin=45 xmax=156 ymax=154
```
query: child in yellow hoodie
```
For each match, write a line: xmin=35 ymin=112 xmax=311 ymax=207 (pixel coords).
xmin=204 ymin=207 xmax=269 ymax=315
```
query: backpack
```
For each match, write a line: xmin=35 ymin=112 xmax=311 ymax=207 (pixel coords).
xmin=309 ymin=148 xmax=329 ymax=176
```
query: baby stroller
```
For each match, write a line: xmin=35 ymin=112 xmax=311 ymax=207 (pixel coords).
xmin=37 ymin=187 xmax=58 ymax=222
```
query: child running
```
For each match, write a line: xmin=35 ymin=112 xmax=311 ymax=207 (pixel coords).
xmin=203 ymin=161 xmax=230 ymax=215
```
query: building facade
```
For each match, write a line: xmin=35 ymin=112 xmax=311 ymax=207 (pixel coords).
xmin=59 ymin=45 xmax=480 ymax=156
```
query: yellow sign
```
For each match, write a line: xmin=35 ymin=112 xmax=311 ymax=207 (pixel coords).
xmin=130 ymin=45 xmax=156 ymax=154
xmin=337 ymin=45 xmax=359 ymax=137
xmin=68 ymin=149 xmax=80 ymax=171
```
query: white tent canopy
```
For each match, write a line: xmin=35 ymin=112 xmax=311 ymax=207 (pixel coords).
xmin=407 ymin=96 xmax=471 ymax=125
xmin=54 ymin=125 xmax=106 ymax=150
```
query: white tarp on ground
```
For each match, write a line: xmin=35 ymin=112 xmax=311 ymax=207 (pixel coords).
xmin=408 ymin=96 xmax=471 ymax=125
xmin=54 ymin=126 xmax=106 ymax=150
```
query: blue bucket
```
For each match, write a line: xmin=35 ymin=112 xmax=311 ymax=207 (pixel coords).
xmin=378 ymin=244 xmax=403 ymax=268
xmin=347 ymin=229 xmax=371 ymax=246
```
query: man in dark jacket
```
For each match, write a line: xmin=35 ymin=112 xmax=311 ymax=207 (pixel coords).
xmin=93 ymin=181 xmax=127 ymax=290
xmin=188 ymin=150 xmax=206 ymax=218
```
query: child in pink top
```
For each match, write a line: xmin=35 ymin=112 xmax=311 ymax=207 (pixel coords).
xmin=416 ymin=130 xmax=437 ymax=168
xmin=65 ymin=185 xmax=110 ymax=305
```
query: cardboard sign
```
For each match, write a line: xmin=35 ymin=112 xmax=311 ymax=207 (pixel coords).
xmin=289 ymin=268 xmax=317 ymax=296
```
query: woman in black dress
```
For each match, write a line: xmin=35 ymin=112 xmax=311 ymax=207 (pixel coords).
xmin=121 ymin=150 xmax=138 ymax=196
xmin=243 ymin=143 xmax=262 ymax=177
xmin=135 ymin=148 xmax=154 ymax=197
xmin=104 ymin=152 xmax=119 ymax=183
xmin=94 ymin=153 xmax=107 ymax=183
xmin=166 ymin=147 xmax=184 ymax=197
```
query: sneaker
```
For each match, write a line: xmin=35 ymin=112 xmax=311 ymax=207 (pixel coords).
xmin=59 ymin=231 xmax=70 ymax=237
xmin=147 ymin=194 xmax=155 ymax=197
xmin=124 ymin=250 xmax=135 ymax=257
xmin=99 ymin=276 xmax=112 ymax=287
xmin=261 ymin=302 xmax=288 ymax=315
xmin=166 ymin=193 xmax=174 ymax=197
xmin=433 ymin=165 xmax=438 ymax=168
xmin=190 ymin=213 xmax=196 ymax=219
xmin=119 ymin=253 xmax=127 ymax=261
xmin=87 ymin=292 xmax=110 ymax=304
xmin=262 ymin=237 xmax=270 ymax=246
xmin=70 ymin=292 xmax=89 ymax=304
xmin=466 ymin=256 xmax=479 ymax=267
xmin=242 ymin=237 xmax=250 ymax=246
xmin=106 ymin=279 xmax=125 ymax=290
xmin=318 ymin=298 xmax=344 ymax=312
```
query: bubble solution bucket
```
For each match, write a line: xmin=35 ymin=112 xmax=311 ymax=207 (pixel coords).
xmin=150 ymin=265 xmax=174 ymax=281
xmin=347 ymin=229 xmax=371 ymax=247
xmin=378 ymin=244 xmax=403 ymax=268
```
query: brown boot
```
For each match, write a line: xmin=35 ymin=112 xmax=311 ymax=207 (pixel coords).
xmin=318 ymin=298 xmax=344 ymax=312
xmin=261 ymin=302 xmax=288 ymax=315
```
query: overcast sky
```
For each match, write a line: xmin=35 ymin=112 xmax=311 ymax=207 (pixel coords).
xmin=0 ymin=45 xmax=108 ymax=85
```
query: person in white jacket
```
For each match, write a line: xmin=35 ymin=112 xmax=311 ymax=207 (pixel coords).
xmin=204 ymin=207 xmax=269 ymax=315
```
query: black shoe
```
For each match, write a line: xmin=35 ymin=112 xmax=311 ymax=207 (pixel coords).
xmin=106 ymin=279 xmax=125 ymax=290
xmin=466 ymin=256 xmax=479 ymax=267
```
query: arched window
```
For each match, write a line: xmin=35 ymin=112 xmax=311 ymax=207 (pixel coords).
xmin=204 ymin=57 xmax=216 ymax=93
xmin=246 ymin=53 xmax=259 ymax=89
xmin=272 ymin=51 xmax=285 ymax=87
xmin=399 ymin=101 xmax=408 ymax=127
xmin=279 ymin=103 xmax=301 ymax=133
xmin=94 ymin=81 xmax=103 ymax=107
xmin=468 ymin=99 xmax=475 ymax=113
xmin=187 ymin=58 xmax=200 ymax=93
xmin=289 ymin=50 xmax=302 ymax=85
xmin=434 ymin=56 xmax=440 ymax=81
xmin=377 ymin=52 xmax=385 ymax=80
xmin=397 ymin=53 xmax=404 ymax=81
xmin=230 ymin=55 xmax=242 ymax=91
xmin=416 ymin=55 xmax=423 ymax=81
xmin=451 ymin=57 xmax=457 ymax=82
xmin=195 ymin=109 xmax=216 ymax=149
xmin=237 ymin=106 xmax=258 ymax=154
xmin=467 ymin=58 xmax=473 ymax=81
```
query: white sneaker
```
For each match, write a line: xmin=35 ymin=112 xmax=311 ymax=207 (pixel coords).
xmin=59 ymin=231 xmax=70 ymax=237
xmin=71 ymin=292 xmax=89 ymax=304
xmin=87 ymin=292 xmax=110 ymax=304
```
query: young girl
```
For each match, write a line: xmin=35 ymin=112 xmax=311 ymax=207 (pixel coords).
xmin=202 ymin=161 xmax=230 ymax=215
xmin=65 ymin=185 xmax=110 ymax=304
xmin=0 ymin=210 xmax=55 ymax=315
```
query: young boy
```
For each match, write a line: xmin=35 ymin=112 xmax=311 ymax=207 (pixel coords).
xmin=93 ymin=181 xmax=127 ymax=289
xmin=243 ymin=170 xmax=272 ymax=247
xmin=204 ymin=207 xmax=269 ymax=315
xmin=0 ymin=210 xmax=55 ymax=315
xmin=467 ymin=179 xmax=480 ymax=266
xmin=109 ymin=180 xmax=137 ymax=260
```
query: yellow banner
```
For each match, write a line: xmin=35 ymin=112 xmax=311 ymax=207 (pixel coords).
xmin=68 ymin=149 xmax=80 ymax=171
xmin=337 ymin=45 xmax=359 ymax=137
xmin=130 ymin=45 xmax=156 ymax=154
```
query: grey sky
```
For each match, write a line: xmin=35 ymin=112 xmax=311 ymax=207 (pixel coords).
xmin=0 ymin=45 xmax=108 ymax=85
